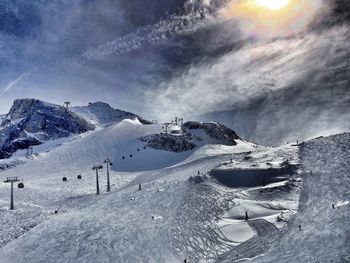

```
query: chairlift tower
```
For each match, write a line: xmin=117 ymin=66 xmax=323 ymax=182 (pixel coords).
xmin=64 ymin=101 xmax=71 ymax=109
xmin=164 ymin=123 xmax=171 ymax=136
xmin=4 ymin=177 xmax=20 ymax=210
xmin=92 ymin=165 xmax=103 ymax=195
xmin=103 ymin=158 xmax=113 ymax=192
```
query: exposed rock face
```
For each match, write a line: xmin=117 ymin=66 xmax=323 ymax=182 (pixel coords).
xmin=139 ymin=133 xmax=198 ymax=153
xmin=182 ymin=121 xmax=240 ymax=145
xmin=71 ymin=102 xmax=152 ymax=125
xmin=140 ymin=121 xmax=240 ymax=152
xmin=0 ymin=99 xmax=95 ymax=158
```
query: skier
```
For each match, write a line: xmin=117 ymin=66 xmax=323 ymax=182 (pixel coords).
xmin=299 ymin=225 xmax=302 ymax=231
xmin=54 ymin=208 xmax=60 ymax=214
xmin=184 ymin=259 xmax=187 ymax=263
xmin=332 ymin=203 xmax=335 ymax=209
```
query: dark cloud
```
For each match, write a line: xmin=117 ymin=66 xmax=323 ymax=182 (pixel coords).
xmin=0 ymin=0 xmax=217 ymax=112
xmin=0 ymin=0 xmax=349 ymax=145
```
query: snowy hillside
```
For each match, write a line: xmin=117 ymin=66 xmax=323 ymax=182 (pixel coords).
xmin=0 ymin=99 xmax=155 ymax=160
xmin=0 ymin=103 xmax=348 ymax=263
xmin=71 ymin=102 xmax=152 ymax=126
xmin=253 ymin=133 xmax=350 ymax=263
xmin=0 ymin=99 xmax=94 ymax=159
xmin=0 ymin=100 xmax=349 ymax=263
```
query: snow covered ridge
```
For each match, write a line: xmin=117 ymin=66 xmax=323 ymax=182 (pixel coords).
xmin=139 ymin=121 xmax=240 ymax=152
xmin=0 ymin=99 xmax=95 ymax=159
xmin=71 ymin=101 xmax=152 ymax=126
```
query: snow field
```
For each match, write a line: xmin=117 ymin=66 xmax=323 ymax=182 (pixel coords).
xmin=0 ymin=119 xmax=305 ymax=263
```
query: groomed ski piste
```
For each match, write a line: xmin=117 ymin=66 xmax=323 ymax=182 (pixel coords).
xmin=0 ymin=104 xmax=348 ymax=263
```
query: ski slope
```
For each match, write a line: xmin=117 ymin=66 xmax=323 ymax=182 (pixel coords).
xmin=253 ymin=133 xmax=350 ymax=263
xmin=1 ymin=120 xmax=346 ymax=263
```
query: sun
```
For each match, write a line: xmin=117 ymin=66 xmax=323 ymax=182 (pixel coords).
xmin=220 ymin=0 xmax=319 ymax=37
xmin=255 ymin=0 xmax=290 ymax=10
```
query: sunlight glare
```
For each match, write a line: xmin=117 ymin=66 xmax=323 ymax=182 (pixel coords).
xmin=255 ymin=0 xmax=290 ymax=10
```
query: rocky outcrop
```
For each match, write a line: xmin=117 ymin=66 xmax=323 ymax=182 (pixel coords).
xmin=182 ymin=121 xmax=240 ymax=145
xmin=139 ymin=133 xmax=198 ymax=152
xmin=140 ymin=121 xmax=240 ymax=152
xmin=0 ymin=99 xmax=95 ymax=158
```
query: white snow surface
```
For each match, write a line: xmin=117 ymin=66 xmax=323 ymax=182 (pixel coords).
xmin=252 ymin=133 xmax=350 ymax=263
xmin=71 ymin=102 xmax=148 ymax=127
xmin=0 ymin=122 xmax=346 ymax=262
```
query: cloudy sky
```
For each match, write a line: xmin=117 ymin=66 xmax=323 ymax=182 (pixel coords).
xmin=1 ymin=0 xmax=349 ymax=145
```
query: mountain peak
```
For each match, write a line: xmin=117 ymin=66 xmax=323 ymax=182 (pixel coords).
xmin=72 ymin=102 xmax=151 ymax=125
xmin=88 ymin=101 xmax=113 ymax=109
xmin=7 ymin=98 xmax=61 ymax=121
xmin=0 ymin=98 xmax=95 ymax=159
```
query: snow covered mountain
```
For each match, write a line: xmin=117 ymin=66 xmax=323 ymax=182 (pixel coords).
xmin=0 ymin=105 xmax=303 ymax=262
xmin=0 ymin=99 xmax=155 ymax=159
xmin=0 ymin=100 xmax=347 ymax=263
xmin=71 ymin=102 xmax=152 ymax=126
xmin=0 ymin=99 xmax=95 ymax=159
xmin=0 ymin=0 xmax=348 ymax=261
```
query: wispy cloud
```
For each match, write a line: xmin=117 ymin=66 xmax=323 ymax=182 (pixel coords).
xmin=2 ymin=72 xmax=31 ymax=95
xmin=81 ymin=5 xmax=211 ymax=61
xmin=142 ymin=23 xmax=350 ymax=144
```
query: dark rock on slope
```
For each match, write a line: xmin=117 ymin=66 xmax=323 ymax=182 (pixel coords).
xmin=182 ymin=121 xmax=240 ymax=145
xmin=140 ymin=121 xmax=240 ymax=152
xmin=140 ymin=133 xmax=198 ymax=152
xmin=0 ymin=99 xmax=95 ymax=158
